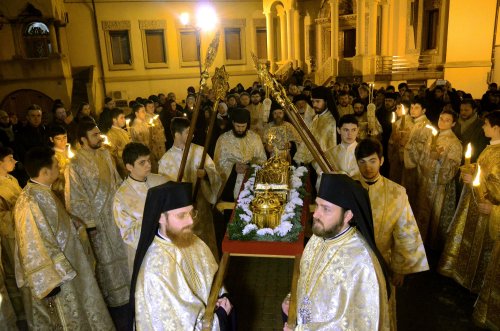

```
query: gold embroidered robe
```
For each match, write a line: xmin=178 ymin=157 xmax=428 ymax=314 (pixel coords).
xmin=146 ymin=113 xmax=166 ymax=169
xmin=294 ymin=228 xmax=390 ymax=331
xmin=473 ymin=191 xmax=500 ymax=329
xmin=14 ymin=182 xmax=114 ymax=330
xmin=65 ymin=148 xmax=130 ymax=307
xmin=414 ymin=129 xmax=462 ymax=246
xmin=247 ymin=103 xmax=267 ymax=138
xmin=438 ymin=143 xmax=500 ymax=293
xmin=158 ymin=144 xmax=221 ymax=259
xmin=130 ymin=117 xmax=163 ymax=173
xmin=135 ymin=235 xmax=223 ymax=331
xmin=314 ymin=142 xmax=360 ymax=192
xmin=0 ymin=237 xmax=17 ymax=330
xmin=362 ymin=176 xmax=429 ymax=331
xmin=294 ymin=110 xmax=337 ymax=164
xmin=355 ymin=112 xmax=383 ymax=141
xmin=106 ymin=126 xmax=131 ymax=179
xmin=53 ymin=148 xmax=71 ymax=204
xmin=388 ymin=115 xmax=414 ymax=184
xmin=403 ymin=115 xmax=431 ymax=210
xmin=113 ymin=174 xmax=167 ymax=273
xmin=0 ymin=175 xmax=24 ymax=321
xmin=214 ymin=130 xmax=267 ymax=200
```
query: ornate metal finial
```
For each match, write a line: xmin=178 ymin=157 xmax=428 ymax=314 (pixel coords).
xmin=211 ymin=65 xmax=230 ymax=101
xmin=203 ymin=31 xmax=220 ymax=72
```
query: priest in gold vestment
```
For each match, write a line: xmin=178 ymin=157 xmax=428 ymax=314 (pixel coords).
xmin=388 ymin=104 xmax=414 ymax=184
xmin=158 ymin=117 xmax=221 ymax=259
xmin=356 ymin=139 xmax=429 ymax=330
xmin=413 ymin=110 xmax=462 ymax=247
xmin=284 ymin=174 xmax=389 ymax=331
xmin=106 ymin=108 xmax=131 ymax=179
xmin=294 ymin=86 xmax=338 ymax=165
xmin=113 ymin=142 xmax=167 ymax=273
xmin=15 ymin=147 xmax=114 ymax=330
xmin=0 ymin=146 xmax=25 ymax=323
xmin=439 ymin=111 xmax=500 ymax=299
xmin=130 ymin=182 xmax=233 ymax=330
xmin=66 ymin=121 xmax=130 ymax=308
xmin=214 ymin=108 xmax=267 ymax=201
xmin=145 ymin=99 xmax=167 ymax=169
xmin=262 ymin=104 xmax=302 ymax=161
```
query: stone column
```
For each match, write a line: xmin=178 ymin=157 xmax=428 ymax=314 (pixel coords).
xmin=367 ymin=0 xmax=378 ymax=55
xmin=356 ymin=0 xmax=366 ymax=56
xmin=287 ymin=9 xmax=294 ymax=62
xmin=381 ymin=2 xmax=389 ymax=55
xmin=265 ymin=11 xmax=275 ymax=70
xmin=294 ymin=9 xmax=301 ymax=66
xmin=279 ymin=12 xmax=288 ymax=61
xmin=330 ymin=0 xmax=339 ymax=60
xmin=49 ymin=22 xmax=59 ymax=55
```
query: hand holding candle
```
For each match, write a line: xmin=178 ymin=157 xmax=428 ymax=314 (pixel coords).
xmin=472 ymin=165 xmax=485 ymax=199
xmin=425 ymin=124 xmax=438 ymax=149
xmin=66 ymin=144 xmax=75 ymax=158
xmin=464 ymin=143 xmax=472 ymax=166
xmin=401 ymin=105 xmax=406 ymax=130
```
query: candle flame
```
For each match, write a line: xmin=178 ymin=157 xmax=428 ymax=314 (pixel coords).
xmin=153 ymin=114 xmax=159 ymax=120
xmin=465 ymin=143 xmax=472 ymax=159
xmin=473 ymin=165 xmax=481 ymax=187
xmin=148 ymin=118 xmax=155 ymax=127
xmin=425 ymin=124 xmax=438 ymax=136
xmin=401 ymin=105 xmax=406 ymax=115
xmin=126 ymin=119 xmax=130 ymax=126
xmin=66 ymin=144 xmax=75 ymax=158
xmin=100 ymin=134 xmax=111 ymax=146
xmin=391 ymin=112 xmax=396 ymax=123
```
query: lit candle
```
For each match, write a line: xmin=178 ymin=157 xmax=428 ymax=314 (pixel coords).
xmin=100 ymin=134 xmax=111 ymax=146
xmin=473 ymin=165 xmax=485 ymax=199
xmin=66 ymin=144 xmax=75 ymax=158
xmin=401 ymin=105 xmax=406 ymax=130
xmin=464 ymin=143 xmax=472 ymax=166
xmin=148 ymin=118 xmax=155 ymax=127
xmin=425 ymin=124 xmax=438 ymax=148
xmin=126 ymin=118 xmax=130 ymax=129
xmin=391 ymin=112 xmax=396 ymax=124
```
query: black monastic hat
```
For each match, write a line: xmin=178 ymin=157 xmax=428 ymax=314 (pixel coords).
xmin=231 ymin=107 xmax=251 ymax=124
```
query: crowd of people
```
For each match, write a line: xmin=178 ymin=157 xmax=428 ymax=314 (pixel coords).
xmin=0 ymin=76 xmax=498 ymax=330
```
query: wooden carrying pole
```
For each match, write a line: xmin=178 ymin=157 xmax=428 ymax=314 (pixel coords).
xmin=177 ymin=32 xmax=220 ymax=182
xmin=192 ymin=66 xmax=229 ymax=199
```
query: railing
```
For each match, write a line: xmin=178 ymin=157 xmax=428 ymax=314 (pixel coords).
xmin=315 ymin=57 xmax=334 ymax=85
xmin=274 ymin=60 xmax=294 ymax=83
xmin=376 ymin=54 xmax=439 ymax=74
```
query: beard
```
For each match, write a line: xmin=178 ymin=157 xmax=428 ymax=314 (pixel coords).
xmin=312 ymin=216 xmax=345 ymax=238
xmin=90 ymin=142 xmax=102 ymax=149
xmin=232 ymin=128 xmax=248 ymax=138
xmin=166 ymin=226 xmax=195 ymax=248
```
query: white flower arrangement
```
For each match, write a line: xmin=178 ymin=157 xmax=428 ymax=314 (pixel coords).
xmin=234 ymin=165 xmax=306 ymax=238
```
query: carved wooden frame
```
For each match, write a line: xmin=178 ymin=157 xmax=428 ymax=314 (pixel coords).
xmin=139 ymin=20 xmax=168 ymax=69
xmin=102 ymin=20 xmax=134 ymax=71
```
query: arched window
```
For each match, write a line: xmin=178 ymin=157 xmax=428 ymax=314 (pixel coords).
xmin=24 ymin=22 xmax=51 ymax=58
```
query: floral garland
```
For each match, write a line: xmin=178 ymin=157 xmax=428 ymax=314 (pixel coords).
xmin=228 ymin=165 xmax=308 ymax=242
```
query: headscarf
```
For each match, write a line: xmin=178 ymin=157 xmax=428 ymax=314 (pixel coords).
xmin=317 ymin=173 xmax=390 ymax=296
xmin=129 ymin=181 xmax=193 ymax=328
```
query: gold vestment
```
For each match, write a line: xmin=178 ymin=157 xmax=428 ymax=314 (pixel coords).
xmin=0 ymin=174 xmax=24 ymax=321
xmin=388 ymin=115 xmax=414 ymax=184
xmin=263 ymin=121 xmax=302 ymax=160
xmin=113 ymin=174 xmax=168 ymax=273
xmin=247 ymin=103 xmax=267 ymax=138
xmin=14 ymin=182 xmax=114 ymax=330
xmin=135 ymin=235 xmax=223 ymax=331
xmin=53 ymin=148 xmax=71 ymax=204
xmin=414 ymin=129 xmax=462 ymax=246
xmin=362 ymin=176 xmax=429 ymax=330
xmin=438 ymin=143 xmax=500 ymax=293
xmin=106 ymin=125 xmax=131 ymax=179
xmin=0 ymin=237 xmax=17 ymax=330
xmin=158 ymin=144 xmax=221 ymax=259
xmin=130 ymin=117 xmax=165 ymax=173
xmin=295 ymin=228 xmax=390 ymax=330
xmin=65 ymin=147 xmax=130 ymax=307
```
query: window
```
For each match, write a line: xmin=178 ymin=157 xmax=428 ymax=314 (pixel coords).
xmin=139 ymin=20 xmax=168 ymax=68
xmin=222 ymin=20 xmax=246 ymax=65
xmin=24 ymin=22 xmax=51 ymax=58
xmin=179 ymin=29 xmax=199 ymax=67
xmin=102 ymin=20 xmax=133 ymax=70
xmin=343 ymin=29 xmax=356 ymax=58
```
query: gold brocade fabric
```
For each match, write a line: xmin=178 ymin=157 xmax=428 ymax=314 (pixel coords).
xmin=0 ymin=238 xmax=17 ymax=330
xmin=473 ymin=203 xmax=500 ymax=329
xmin=295 ymin=229 xmax=390 ymax=331
xmin=130 ymin=117 xmax=165 ymax=173
xmin=113 ymin=174 xmax=167 ymax=273
xmin=355 ymin=112 xmax=383 ymax=141
xmin=106 ymin=126 xmax=131 ymax=179
xmin=214 ymin=130 xmax=267 ymax=199
xmin=324 ymin=142 xmax=360 ymax=179
xmin=65 ymin=148 xmax=130 ymax=307
xmin=158 ymin=144 xmax=221 ymax=260
xmin=0 ymin=175 xmax=24 ymax=321
xmin=414 ymin=129 xmax=462 ymax=246
xmin=403 ymin=115 xmax=431 ymax=209
xmin=388 ymin=116 xmax=414 ymax=184
xmin=294 ymin=111 xmax=337 ymax=164
xmin=362 ymin=176 xmax=429 ymax=331
xmin=146 ymin=113 xmax=166 ymax=168
xmin=263 ymin=121 xmax=302 ymax=160
xmin=247 ymin=103 xmax=267 ymax=138
xmin=53 ymin=149 xmax=70 ymax=204
xmin=438 ymin=144 xmax=500 ymax=293
xmin=135 ymin=235 xmax=221 ymax=331
xmin=14 ymin=183 xmax=114 ymax=330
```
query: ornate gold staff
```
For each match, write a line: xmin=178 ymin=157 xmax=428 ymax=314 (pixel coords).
xmin=251 ymin=52 xmax=333 ymax=173
xmin=177 ymin=31 xmax=220 ymax=182
xmin=192 ymin=65 xmax=229 ymax=199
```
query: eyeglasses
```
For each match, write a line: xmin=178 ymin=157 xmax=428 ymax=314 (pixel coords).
xmin=173 ymin=209 xmax=198 ymax=220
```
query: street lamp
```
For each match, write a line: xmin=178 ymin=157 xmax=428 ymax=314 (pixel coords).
xmin=180 ymin=5 xmax=218 ymax=76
